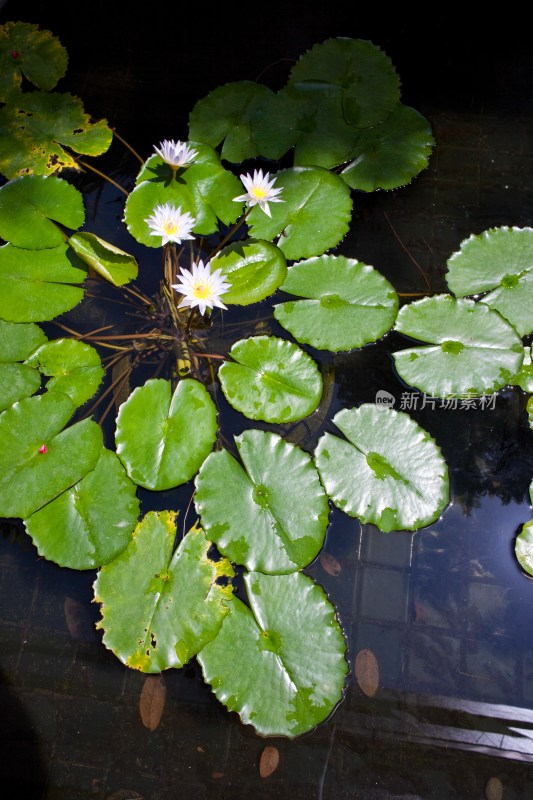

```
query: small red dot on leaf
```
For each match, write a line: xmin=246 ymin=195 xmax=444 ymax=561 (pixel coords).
xmin=11 ymin=50 xmax=18 ymax=59
xmin=39 ymin=444 xmax=47 ymax=454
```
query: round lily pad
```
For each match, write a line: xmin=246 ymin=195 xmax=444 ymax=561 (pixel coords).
xmin=0 ymin=174 xmax=85 ymax=248
xmin=273 ymin=254 xmax=398 ymax=351
xmin=94 ymin=513 xmax=234 ymax=672
xmin=26 ymin=338 xmax=104 ymax=407
xmin=314 ymin=403 xmax=449 ymax=532
xmin=194 ymin=429 xmax=330 ymax=573
xmin=211 ymin=239 xmax=287 ymax=305
xmin=218 ymin=335 xmax=323 ymax=423
xmin=446 ymin=227 xmax=533 ymax=337
xmin=115 ymin=378 xmax=218 ymax=490
xmin=0 ymin=390 xmax=103 ymax=519
xmin=24 ymin=449 xmax=140 ymax=569
xmin=393 ymin=294 xmax=524 ymax=398
xmin=0 ymin=243 xmax=86 ymax=323
xmin=247 ymin=166 xmax=352 ymax=260
xmin=0 ymin=319 xmax=47 ymax=411
xmin=197 ymin=570 xmax=348 ymax=738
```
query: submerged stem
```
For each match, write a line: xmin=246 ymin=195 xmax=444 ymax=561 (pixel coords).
xmin=77 ymin=159 xmax=129 ymax=196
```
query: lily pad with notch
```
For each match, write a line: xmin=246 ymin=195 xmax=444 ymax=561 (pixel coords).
xmin=314 ymin=403 xmax=449 ymax=532
xmin=0 ymin=390 xmax=103 ymax=519
xmin=273 ymin=254 xmax=398 ymax=351
xmin=194 ymin=429 xmax=330 ymax=573
xmin=26 ymin=338 xmax=104 ymax=407
xmin=445 ymin=227 xmax=533 ymax=337
xmin=218 ymin=335 xmax=323 ymax=423
xmin=24 ymin=449 xmax=140 ymax=569
xmin=197 ymin=570 xmax=348 ymax=738
xmin=0 ymin=319 xmax=47 ymax=411
xmin=93 ymin=512 xmax=235 ymax=673
xmin=115 ymin=378 xmax=218 ymax=491
xmin=392 ymin=294 xmax=524 ymax=398
xmin=210 ymin=238 xmax=287 ymax=305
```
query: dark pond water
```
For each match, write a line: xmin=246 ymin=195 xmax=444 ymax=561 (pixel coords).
xmin=2 ymin=3 xmax=533 ymax=798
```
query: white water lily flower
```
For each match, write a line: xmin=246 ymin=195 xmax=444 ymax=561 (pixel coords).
xmin=154 ymin=139 xmax=198 ymax=168
xmin=233 ymin=168 xmax=284 ymax=217
xmin=172 ymin=259 xmax=232 ymax=316
xmin=145 ymin=203 xmax=196 ymax=246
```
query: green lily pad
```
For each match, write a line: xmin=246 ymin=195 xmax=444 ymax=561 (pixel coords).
xmin=218 ymin=335 xmax=323 ymax=423
xmin=124 ymin=149 xmax=242 ymax=244
xmin=26 ymin=338 xmax=104 ymax=407
xmin=210 ymin=239 xmax=287 ymax=305
xmin=314 ymin=404 xmax=449 ymax=532
xmin=93 ymin=512 xmax=235 ymax=672
xmin=0 ymin=91 xmax=112 ymax=179
xmin=68 ymin=232 xmax=138 ymax=286
xmin=0 ymin=319 xmax=47 ymax=410
xmin=273 ymin=255 xmax=398 ymax=351
xmin=446 ymin=227 xmax=533 ymax=337
xmin=0 ymin=391 xmax=103 ymax=519
xmin=194 ymin=429 xmax=330 ymax=573
xmin=0 ymin=175 xmax=85 ymax=248
xmin=0 ymin=243 xmax=86 ymax=322
xmin=187 ymin=81 xmax=280 ymax=162
xmin=24 ymin=449 xmax=140 ymax=569
xmin=509 ymin=346 xmax=533 ymax=393
xmin=516 ymin=512 xmax=533 ymax=577
xmin=0 ymin=21 xmax=68 ymax=101
xmin=115 ymin=378 xmax=218 ymax=491
xmin=393 ymin=294 xmax=524 ymax=398
xmin=339 ymin=104 xmax=435 ymax=192
xmin=247 ymin=166 xmax=352 ymax=260
xmin=198 ymin=570 xmax=348 ymax=738
xmin=287 ymin=37 xmax=400 ymax=129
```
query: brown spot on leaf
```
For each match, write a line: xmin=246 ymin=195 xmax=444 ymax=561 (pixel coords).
xmin=139 ymin=674 xmax=166 ymax=731
xmin=355 ymin=648 xmax=379 ymax=698
xmin=259 ymin=745 xmax=279 ymax=778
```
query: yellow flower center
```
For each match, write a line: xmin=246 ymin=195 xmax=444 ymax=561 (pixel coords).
xmin=163 ymin=221 xmax=178 ymax=234
xmin=252 ymin=186 xmax=268 ymax=199
xmin=193 ymin=282 xmax=210 ymax=299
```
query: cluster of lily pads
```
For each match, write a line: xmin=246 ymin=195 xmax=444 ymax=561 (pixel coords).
xmin=1 ymin=20 xmax=532 ymax=738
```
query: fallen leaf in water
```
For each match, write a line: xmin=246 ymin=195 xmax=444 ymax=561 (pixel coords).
xmin=212 ymin=772 xmax=224 ymax=779
xmin=64 ymin=596 xmax=98 ymax=643
xmin=320 ymin=551 xmax=341 ymax=576
xmin=259 ymin=745 xmax=279 ymax=778
xmin=139 ymin=674 xmax=166 ymax=730
xmin=355 ymin=648 xmax=379 ymax=697
xmin=485 ymin=776 xmax=503 ymax=800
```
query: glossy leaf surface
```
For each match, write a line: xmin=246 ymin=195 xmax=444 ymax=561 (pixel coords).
xmin=26 ymin=338 xmax=104 ymax=407
xmin=446 ymin=227 xmax=533 ymax=336
xmin=273 ymin=255 xmax=398 ymax=351
xmin=393 ymin=294 xmax=524 ymax=397
xmin=211 ymin=239 xmax=287 ymax=305
xmin=198 ymin=571 xmax=348 ymax=738
xmin=115 ymin=378 xmax=218 ymax=490
xmin=0 ymin=243 xmax=86 ymax=322
xmin=339 ymin=105 xmax=434 ymax=191
xmin=24 ymin=449 xmax=140 ymax=569
xmin=0 ymin=175 xmax=84 ymax=247
xmin=194 ymin=429 xmax=330 ymax=573
xmin=69 ymin=232 xmax=138 ymax=286
xmin=0 ymin=319 xmax=47 ymax=410
xmin=314 ymin=404 xmax=449 ymax=532
xmin=247 ymin=167 xmax=352 ymax=260
xmin=218 ymin=335 xmax=323 ymax=423
xmin=0 ymin=391 xmax=103 ymax=518
xmin=94 ymin=513 xmax=234 ymax=672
